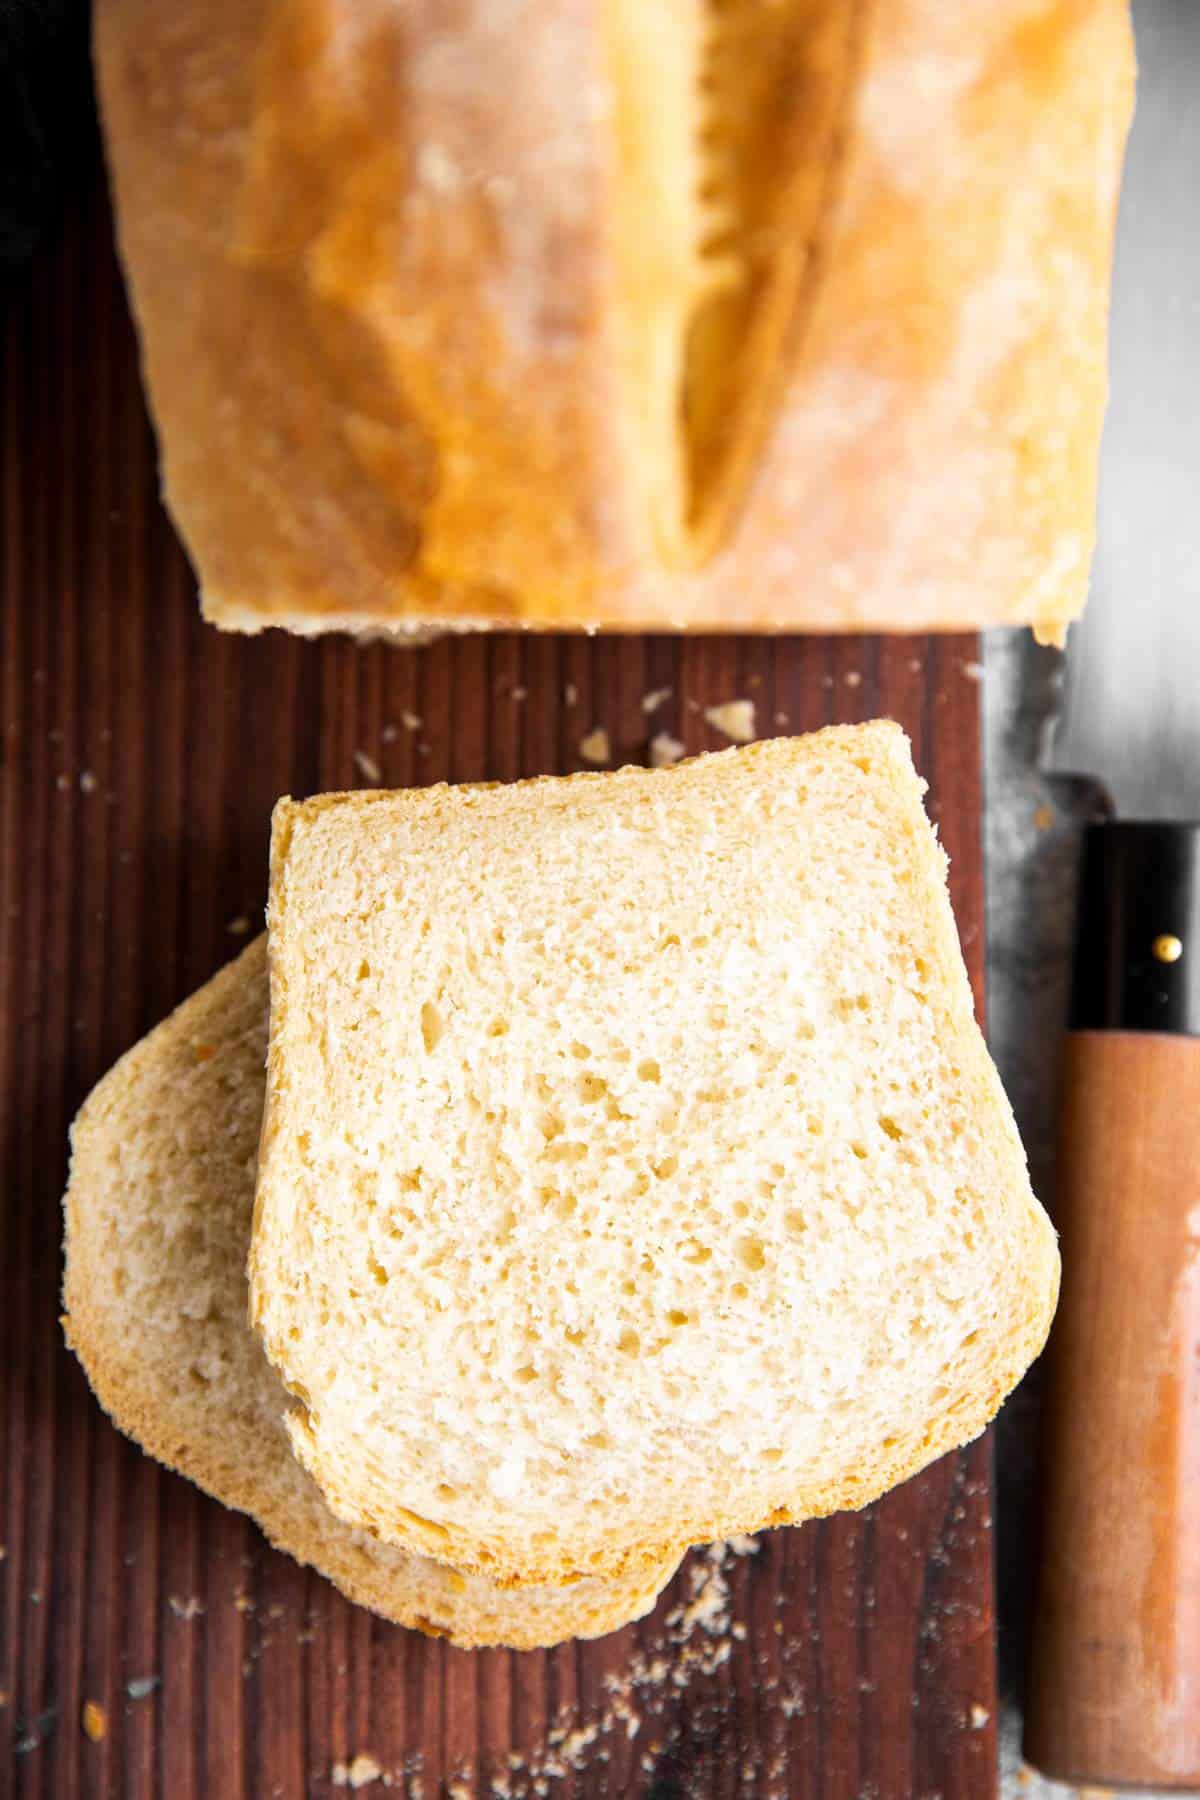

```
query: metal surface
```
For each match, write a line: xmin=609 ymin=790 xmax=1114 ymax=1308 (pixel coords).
xmin=1047 ymin=0 xmax=1200 ymax=821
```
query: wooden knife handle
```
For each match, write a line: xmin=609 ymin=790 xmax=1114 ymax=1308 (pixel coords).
xmin=1025 ymin=1027 xmax=1200 ymax=1788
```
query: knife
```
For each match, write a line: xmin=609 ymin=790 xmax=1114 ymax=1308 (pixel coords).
xmin=1024 ymin=2 xmax=1200 ymax=1788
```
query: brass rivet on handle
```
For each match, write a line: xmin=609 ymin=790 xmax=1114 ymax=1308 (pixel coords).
xmin=1152 ymin=933 xmax=1184 ymax=964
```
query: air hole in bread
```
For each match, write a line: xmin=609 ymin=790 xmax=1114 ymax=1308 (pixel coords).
xmin=578 ymin=1073 xmax=609 ymax=1104
xmin=514 ymin=1365 xmax=537 ymax=1384
xmin=420 ymin=1001 xmax=443 ymax=1053
xmin=637 ymin=1059 xmax=661 ymax=1084
xmin=762 ymin=1448 xmax=784 ymax=1465
xmin=394 ymin=1506 xmax=450 ymax=1543
xmin=652 ymin=1155 xmax=678 ymax=1180
xmin=618 ymin=1329 xmax=640 ymax=1356
xmin=879 ymin=1115 xmax=903 ymax=1141
xmin=737 ymin=1237 xmax=766 ymax=1273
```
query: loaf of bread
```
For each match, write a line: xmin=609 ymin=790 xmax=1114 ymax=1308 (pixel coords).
xmin=62 ymin=938 xmax=680 ymax=1647
xmin=95 ymin=0 xmax=1132 ymax=641
xmin=250 ymin=727 xmax=1059 ymax=1587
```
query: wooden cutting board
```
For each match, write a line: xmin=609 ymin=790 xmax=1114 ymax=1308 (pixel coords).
xmin=0 ymin=178 xmax=997 ymax=1800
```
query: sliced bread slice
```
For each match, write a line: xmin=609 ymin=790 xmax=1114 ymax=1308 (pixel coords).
xmin=251 ymin=727 xmax=1058 ymax=1586
xmin=62 ymin=938 xmax=678 ymax=1647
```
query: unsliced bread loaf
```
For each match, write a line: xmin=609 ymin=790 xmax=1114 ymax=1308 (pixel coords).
xmin=62 ymin=938 xmax=679 ymax=1647
xmin=250 ymin=726 xmax=1059 ymax=1586
xmin=95 ymin=0 xmax=1132 ymax=640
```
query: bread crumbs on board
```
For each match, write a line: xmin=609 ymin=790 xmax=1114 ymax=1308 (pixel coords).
xmin=578 ymin=728 xmax=610 ymax=765
xmin=704 ymin=700 xmax=756 ymax=742
xmin=649 ymin=732 xmax=685 ymax=768
xmin=82 ymin=1701 xmax=107 ymax=1742
xmin=353 ymin=751 xmax=382 ymax=785
xmin=485 ymin=1542 xmax=748 ymax=1795
xmin=641 ymin=687 xmax=672 ymax=714
xmin=332 ymin=1752 xmax=384 ymax=1787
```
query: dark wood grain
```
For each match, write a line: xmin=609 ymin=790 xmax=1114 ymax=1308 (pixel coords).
xmin=1 ymin=176 xmax=997 ymax=1800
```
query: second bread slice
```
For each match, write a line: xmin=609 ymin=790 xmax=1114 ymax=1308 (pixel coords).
xmin=251 ymin=728 xmax=1058 ymax=1586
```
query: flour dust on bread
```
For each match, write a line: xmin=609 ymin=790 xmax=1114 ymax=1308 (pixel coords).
xmin=62 ymin=939 xmax=679 ymax=1648
xmin=96 ymin=0 xmax=1132 ymax=640
xmin=250 ymin=728 xmax=1059 ymax=1586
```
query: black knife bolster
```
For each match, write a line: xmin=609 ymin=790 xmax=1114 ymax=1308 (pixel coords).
xmin=1070 ymin=821 xmax=1200 ymax=1036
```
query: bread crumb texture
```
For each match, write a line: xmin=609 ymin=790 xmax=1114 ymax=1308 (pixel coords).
xmin=252 ymin=728 xmax=1058 ymax=1585
xmin=61 ymin=939 xmax=679 ymax=1647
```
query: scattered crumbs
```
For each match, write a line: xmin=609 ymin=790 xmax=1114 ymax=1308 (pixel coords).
xmin=0 ymin=1544 xmax=6 ymax=1558
xmin=962 ymin=660 xmax=985 ymax=683
xmin=725 ymin=1534 xmax=761 ymax=1557
xmin=909 ymin=657 xmax=923 ymax=674
xmin=56 ymin=773 xmax=70 ymax=791
xmin=563 ymin=683 xmax=578 ymax=707
xmin=29 ymin=1591 xmax=41 ymax=1604
xmin=969 ymin=1704 xmax=990 ymax=1730
xmin=1033 ymin=803 xmax=1055 ymax=832
xmin=234 ymin=1592 xmax=255 ymax=1613
xmin=641 ymin=687 xmax=672 ymax=714
xmin=844 ymin=669 xmax=862 ymax=689
xmin=578 ymin=728 xmax=610 ymax=765
xmin=416 ymin=742 xmax=431 ymax=759
xmin=447 ymin=1781 xmax=472 ymax=1800
xmin=82 ymin=1700 xmax=107 ymax=1742
xmin=332 ymin=1753 xmax=385 ymax=1788
xmin=401 ymin=709 xmax=424 ymax=732
xmin=226 ymin=916 xmax=251 ymax=937
xmin=169 ymin=1594 xmax=205 ymax=1620
xmin=747 ymin=672 xmax=762 ymax=689
xmin=820 ymin=674 xmax=834 ymax=690
xmin=704 ymin=700 xmax=756 ymax=743
xmin=509 ymin=686 xmax=528 ymax=703
xmin=649 ymin=732 xmax=685 ymax=769
xmin=774 ymin=711 xmax=789 ymax=727
xmin=731 ymin=1622 xmax=747 ymax=1641
xmin=0 ymin=1690 xmax=7 ymax=1708
xmin=79 ymin=770 xmax=98 ymax=794
xmin=686 ymin=697 xmax=701 ymax=714
xmin=125 ymin=1675 xmax=160 ymax=1702
xmin=354 ymin=751 xmax=382 ymax=785
xmin=381 ymin=724 xmax=398 ymax=743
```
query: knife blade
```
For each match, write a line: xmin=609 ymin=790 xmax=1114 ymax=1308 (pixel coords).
xmin=1026 ymin=5 xmax=1200 ymax=1786
xmin=1045 ymin=0 xmax=1200 ymax=822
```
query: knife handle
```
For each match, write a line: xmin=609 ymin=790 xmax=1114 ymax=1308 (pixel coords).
xmin=1025 ymin=822 xmax=1200 ymax=1789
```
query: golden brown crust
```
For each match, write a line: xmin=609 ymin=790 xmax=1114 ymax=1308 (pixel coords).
xmin=95 ymin=0 xmax=1133 ymax=638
